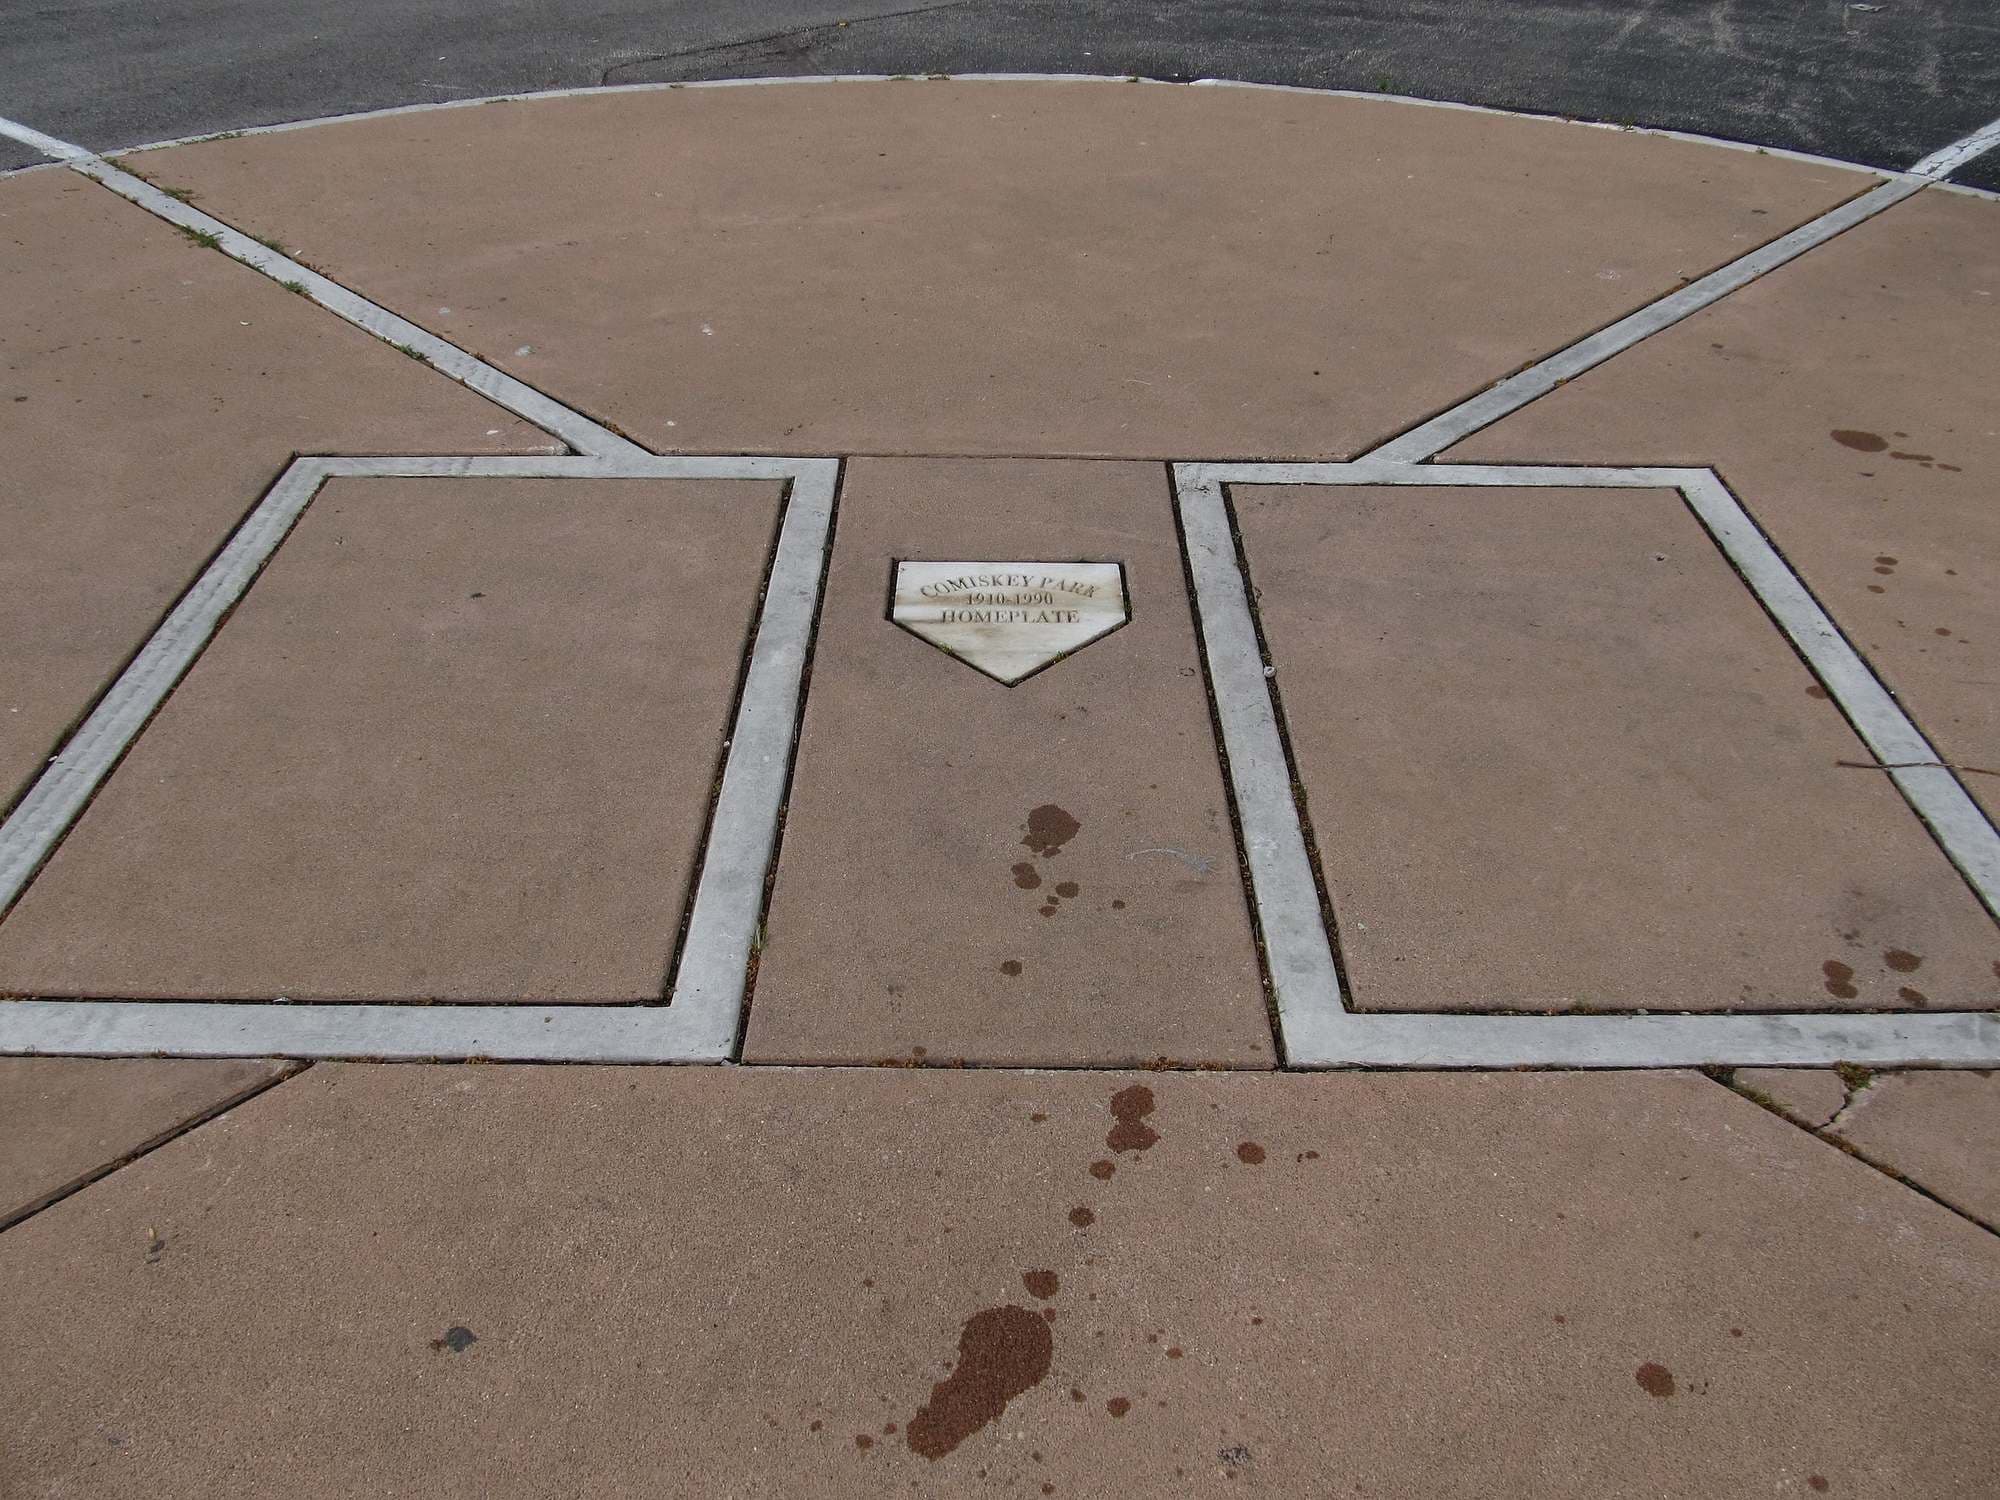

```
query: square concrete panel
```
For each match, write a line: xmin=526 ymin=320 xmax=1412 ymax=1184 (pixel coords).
xmin=0 ymin=169 xmax=545 ymax=809
xmin=1234 ymin=484 xmax=2000 ymax=1013
xmin=743 ymin=459 xmax=1273 ymax=1067
xmin=139 ymin=81 xmax=1869 ymax=461
xmin=3 ymin=1066 xmax=1996 ymax=1496
xmin=0 ymin=476 xmax=782 ymax=1002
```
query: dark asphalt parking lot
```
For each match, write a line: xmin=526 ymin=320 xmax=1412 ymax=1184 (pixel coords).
xmin=1 ymin=1 xmax=1996 ymax=184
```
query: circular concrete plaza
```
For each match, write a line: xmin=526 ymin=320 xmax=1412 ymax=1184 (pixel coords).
xmin=1 ymin=78 xmax=1998 ymax=1497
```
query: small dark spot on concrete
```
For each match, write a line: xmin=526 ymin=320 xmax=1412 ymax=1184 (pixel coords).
xmin=1030 ymin=1113 xmax=1047 ymax=1123
xmin=856 ymin=1434 xmax=875 ymax=1451
xmin=863 ymin=1277 xmax=875 ymax=1288
xmin=1042 ymin=1307 xmax=1057 ymax=1323
xmin=1867 ymin=584 xmax=1886 ymax=593
xmin=1106 ymin=1084 xmax=1160 ymax=1153
xmin=1011 ymin=862 xmax=1042 ymax=891
xmin=1873 ymin=565 xmax=1894 ymax=575
xmin=1055 ymin=881 xmax=1079 ymax=899
xmin=1089 ymin=1159 xmax=1115 ymax=1180
xmin=1821 ymin=960 xmax=1859 ymax=1000
xmin=1635 ymin=1362 xmax=1676 ymax=1398
xmin=1236 ymin=1141 xmax=1266 ymax=1165
xmin=1805 ymin=684 xmax=1830 ymax=699
xmin=1023 ymin=1269 xmax=1060 ymax=1300
xmin=1069 ymin=1206 xmax=1095 ymax=1228
xmin=1898 ymin=986 xmax=1929 ymax=1005
xmin=1251 ymin=1316 xmax=1263 ymax=1326
xmin=1070 ymin=1387 xmax=1085 ymax=1402
xmin=1111 ymin=899 xmax=1126 ymax=910
xmin=906 ymin=1307 xmax=1054 ymax=1462
xmin=1554 ymin=1315 xmax=1567 ymax=1325
xmin=1729 ymin=1327 xmax=1742 ymax=1338
xmin=1220 ymin=1444 xmax=1252 ymax=1468
xmin=1105 ymin=1396 xmax=1131 ymax=1418
xmin=1021 ymin=804 xmax=1081 ymax=858
xmin=1039 ymin=903 xmax=1058 ymax=918
xmin=1167 ymin=1346 xmax=1184 ymax=1359
xmin=811 ymin=1419 xmax=823 ymax=1432
xmin=1043 ymin=1485 xmax=1055 ymax=1496
xmin=469 ymin=591 xmax=485 ymax=599
xmin=1830 ymin=430 xmax=1887 ymax=452
xmin=429 ymin=1326 xmax=477 ymax=1354
xmin=1935 ymin=627 xmax=1952 ymax=638
xmin=883 ymin=1422 xmax=897 ymax=1435
xmin=1808 ymin=1477 xmax=1830 ymax=1493
xmin=1000 ymin=960 xmax=1022 ymax=977
xmin=1874 ymin=555 xmax=1898 ymax=566
xmin=1883 ymin=949 xmax=1921 ymax=972
xmin=1887 ymin=451 xmax=1933 ymax=463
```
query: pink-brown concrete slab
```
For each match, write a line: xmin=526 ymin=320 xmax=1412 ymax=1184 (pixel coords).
xmin=137 ymin=82 xmax=1867 ymax=460
xmin=1829 ymin=1069 xmax=2000 ymax=1227
xmin=0 ymin=476 xmax=782 ymax=1002
xmin=0 ymin=1057 xmax=292 ymax=1225
xmin=742 ymin=458 xmax=1272 ymax=1067
xmin=0 ymin=169 xmax=546 ymax=808
xmin=3 ymin=1065 xmax=1995 ymax=1495
xmin=1448 ymin=188 xmax=2000 ymax=819
xmin=1732 ymin=1067 xmax=1849 ymax=1130
xmin=1233 ymin=484 xmax=2000 ymax=1012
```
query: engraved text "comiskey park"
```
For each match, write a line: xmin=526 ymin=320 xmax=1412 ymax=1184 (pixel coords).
xmin=918 ymin=573 xmax=1099 ymax=625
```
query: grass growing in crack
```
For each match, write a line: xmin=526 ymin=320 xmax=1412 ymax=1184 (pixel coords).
xmin=281 ymin=280 xmax=309 ymax=296
xmin=176 ymin=226 xmax=222 ymax=250
xmin=161 ymin=186 xmax=196 ymax=202
xmin=389 ymin=342 xmax=429 ymax=363
xmin=252 ymin=234 xmax=290 ymax=256
xmin=1834 ymin=1061 xmax=1874 ymax=1093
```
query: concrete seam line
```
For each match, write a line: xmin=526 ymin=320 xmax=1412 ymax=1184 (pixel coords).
xmin=1170 ymin=466 xmax=1353 ymax=1061
xmin=1363 ymin=176 xmax=1924 ymax=464
xmin=1192 ymin=460 xmax=1999 ymax=1069
xmin=0 ymin=112 xmax=640 ymax=462
xmin=0 ymin=452 xmax=838 ymax=1064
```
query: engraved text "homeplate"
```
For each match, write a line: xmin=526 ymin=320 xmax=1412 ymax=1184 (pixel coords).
xmin=891 ymin=561 xmax=1128 ymax=684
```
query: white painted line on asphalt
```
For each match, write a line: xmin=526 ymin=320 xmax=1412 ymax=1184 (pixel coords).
xmin=0 ymin=112 xmax=639 ymax=462
xmin=1173 ymin=467 xmax=1352 ymax=1064
xmin=0 ymin=451 xmax=839 ymax=1063
xmin=1175 ymin=460 xmax=2000 ymax=1069
xmin=1365 ymin=109 xmax=2000 ymax=465
xmin=1909 ymin=112 xmax=2000 ymax=178
xmin=0 ymin=115 xmax=94 ymax=161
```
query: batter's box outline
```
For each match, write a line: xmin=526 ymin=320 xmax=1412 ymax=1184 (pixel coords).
xmin=1175 ymin=460 xmax=2000 ymax=1069
xmin=0 ymin=451 xmax=839 ymax=1064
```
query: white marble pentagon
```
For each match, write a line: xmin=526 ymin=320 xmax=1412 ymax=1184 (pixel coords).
xmin=891 ymin=561 xmax=1128 ymax=684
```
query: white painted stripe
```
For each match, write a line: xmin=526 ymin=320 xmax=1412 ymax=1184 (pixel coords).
xmin=1910 ymin=113 xmax=2000 ymax=178
xmin=1300 ymin=1009 xmax=1999 ymax=1069
xmin=1366 ymin=176 xmax=1922 ymax=463
xmin=0 ymin=1000 xmax=724 ymax=1063
xmin=663 ymin=458 xmax=839 ymax=1054
xmin=0 ymin=459 xmax=333 ymax=914
xmin=0 ymin=114 xmax=93 ymax=161
xmin=1172 ymin=467 xmax=1352 ymax=1060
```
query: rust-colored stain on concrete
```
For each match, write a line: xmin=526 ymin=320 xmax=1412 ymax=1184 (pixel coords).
xmin=1022 ymin=1270 xmax=1060 ymax=1300
xmin=906 ymin=1306 xmax=1053 ymax=1460
xmin=1106 ymin=1085 xmax=1160 ymax=1154
xmin=1236 ymin=1141 xmax=1266 ymax=1165
xmin=1011 ymin=862 xmax=1043 ymax=891
xmin=1822 ymin=960 xmax=1859 ymax=1000
xmin=1635 ymin=1362 xmax=1677 ymax=1398
xmin=1021 ymin=805 xmax=1081 ymax=858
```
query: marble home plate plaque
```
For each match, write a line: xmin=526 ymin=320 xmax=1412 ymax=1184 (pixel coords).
xmin=890 ymin=561 xmax=1129 ymax=684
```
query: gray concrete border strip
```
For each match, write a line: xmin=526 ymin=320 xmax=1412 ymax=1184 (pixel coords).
xmin=1174 ymin=460 xmax=2000 ymax=1069
xmin=1366 ymin=110 xmax=2000 ymax=464
xmin=0 ymin=113 xmax=640 ymax=462
xmin=0 ymin=451 xmax=839 ymax=1063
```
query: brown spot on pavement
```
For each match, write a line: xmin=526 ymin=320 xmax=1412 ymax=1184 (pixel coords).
xmin=1106 ymin=1084 xmax=1160 ymax=1153
xmin=1166 ymin=1346 xmax=1184 ymax=1359
xmin=1069 ymin=1206 xmax=1095 ymax=1228
xmin=1042 ymin=1307 xmax=1057 ymax=1323
xmin=884 ymin=1423 xmax=897 ymax=1435
xmin=1088 ymin=1159 xmax=1115 ymax=1180
xmin=1236 ymin=1141 xmax=1266 ymax=1165
xmin=1883 ymin=949 xmax=1921 ymax=972
xmin=1898 ymin=986 xmax=1929 ymax=1006
xmin=1111 ymin=899 xmax=1126 ymax=910
xmin=1021 ymin=804 xmax=1081 ymax=858
xmin=1055 ymin=881 xmax=1079 ymax=899
xmin=1039 ymin=904 xmax=1058 ymax=918
xmin=1635 ymin=1362 xmax=1676 ymax=1398
xmin=428 ymin=1325 xmax=477 ymax=1354
xmin=1000 ymin=960 xmax=1023 ymax=977
xmin=1830 ymin=430 xmax=1887 ymax=452
xmin=1805 ymin=684 xmax=1830 ymax=699
xmin=1822 ymin=960 xmax=1859 ymax=1000
xmin=810 ymin=1420 xmax=823 ymax=1432
xmin=1867 ymin=585 xmax=1886 ymax=593
xmin=1935 ymin=627 xmax=1952 ymax=637
xmin=1808 ymin=1478 xmax=1829 ymax=1493
xmin=1874 ymin=555 xmax=1898 ymax=566
xmin=1023 ymin=1270 xmax=1060 ymax=1300
xmin=1070 ymin=1387 xmax=1085 ymax=1402
xmin=1888 ymin=451 xmax=1934 ymax=463
xmin=1105 ymin=1397 xmax=1131 ymax=1418
xmin=855 ymin=1434 xmax=874 ymax=1451
xmin=906 ymin=1306 xmax=1054 ymax=1461
xmin=1011 ymin=862 xmax=1042 ymax=891
xmin=1030 ymin=1113 xmax=1047 ymax=1123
